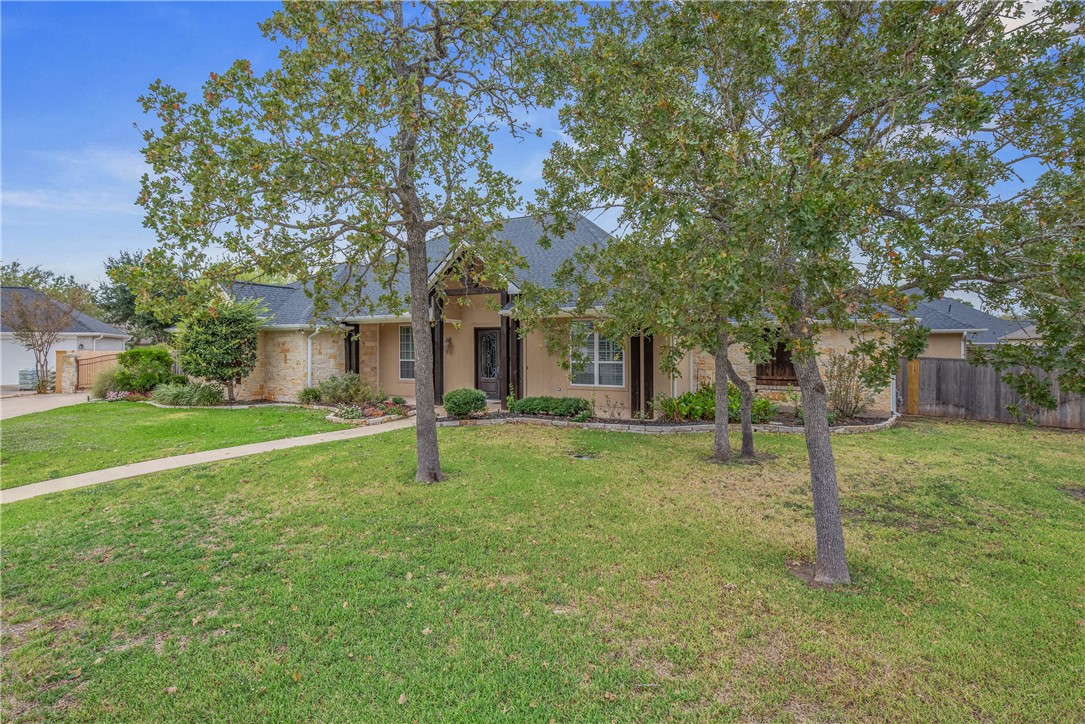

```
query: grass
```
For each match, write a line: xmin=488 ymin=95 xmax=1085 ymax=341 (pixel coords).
xmin=0 ymin=403 xmax=348 ymax=489
xmin=2 ymin=419 xmax=1083 ymax=721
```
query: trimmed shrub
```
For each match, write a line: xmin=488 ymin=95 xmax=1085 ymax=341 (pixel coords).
xmin=442 ymin=388 xmax=488 ymax=417
xmin=509 ymin=396 xmax=591 ymax=418
xmin=298 ymin=387 xmax=321 ymax=405
xmin=114 ymin=345 xmax=176 ymax=393
xmin=151 ymin=382 xmax=225 ymax=407
xmin=313 ymin=374 xmax=385 ymax=406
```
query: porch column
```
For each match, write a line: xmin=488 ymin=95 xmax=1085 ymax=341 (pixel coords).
xmin=431 ymin=294 xmax=445 ymax=400
xmin=499 ymin=292 xmax=510 ymax=409
xmin=630 ymin=335 xmax=642 ymax=414
xmin=643 ymin=334 xmax=654 ymax=414
xmin=510 ymin=317 xmax=522 ymax=400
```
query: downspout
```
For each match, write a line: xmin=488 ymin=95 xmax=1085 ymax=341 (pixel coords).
xmin=671 ymin=337 xmax=678 ymax=397
xmin=91 ymin=334 xmax=105 ymax=350
xmin=306 ymin=330 xmax=320 ymax=388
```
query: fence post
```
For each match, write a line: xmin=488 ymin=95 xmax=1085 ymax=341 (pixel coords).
xmin=906 ymin=358 xmax=920 ymax=415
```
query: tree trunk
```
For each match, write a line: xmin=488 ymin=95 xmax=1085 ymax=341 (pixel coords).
xmin=34 ymin=351 xmax=49 ymax=394
xmin=226 ymin=379 xmax=236 ymax=403
xmin=726 ymin=362 xmax=756 ymax=458
xmin=792 ymin=354 xmax=851 ymax=585
xmin=407 ymin=236 xmax=443 ymax=482
xmin=713 ymin=338 xmax=731 ymax=463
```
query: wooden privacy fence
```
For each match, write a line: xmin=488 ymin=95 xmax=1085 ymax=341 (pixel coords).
xmin=898 ymin=357 xmax=1085 ymax=430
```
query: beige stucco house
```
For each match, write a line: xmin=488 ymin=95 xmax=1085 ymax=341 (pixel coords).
xmin=233 ymin=216 xmax=906 ymax=417
xmin=907 ymin=291 xmax=1036 ymax=359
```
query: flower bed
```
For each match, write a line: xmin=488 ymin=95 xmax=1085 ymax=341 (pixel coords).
xmin=103 ymin=391 xmax=153 ymax=402
xmin=325 ymin=400 xmax=417 ymax=426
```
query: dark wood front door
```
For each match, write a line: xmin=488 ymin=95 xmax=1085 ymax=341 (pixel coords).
xmin=475 ymin=328 xmax=500 ymax=399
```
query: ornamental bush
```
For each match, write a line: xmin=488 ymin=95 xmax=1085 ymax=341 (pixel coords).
xmin=298 ymin=387 xmax=321 ymax=405
xmin=442 ymin=388 xmax=487 ymax=417
xmin=114 ymin=345 xmax=175 ymax=393
xmin=509 ymin=396 xmax=591 ymax=418
xmin=312 ymin=374 xmax=385 ymax=405
xmin=174 ymin=299 xmax=263 ymax=402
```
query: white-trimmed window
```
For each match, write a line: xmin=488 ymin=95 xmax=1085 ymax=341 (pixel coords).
xmin=570 ymin=322 xmax=624 ymax=387
xmin=399 ymin=325 xmax=415 ymax=380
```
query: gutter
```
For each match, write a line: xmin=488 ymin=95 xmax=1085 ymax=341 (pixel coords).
xmin=925 ymin=328 xmax=987 ymax=334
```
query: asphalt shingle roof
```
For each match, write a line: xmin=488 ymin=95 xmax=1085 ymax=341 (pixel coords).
xmin=0 ymin=287 xmax=129 ymax=337
xmin=907 ymin=292 xmax=1034 ymax=344
xmin=232 ymin=214 xmax=611 ymax=327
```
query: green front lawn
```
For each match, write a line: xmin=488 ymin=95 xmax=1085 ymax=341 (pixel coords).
xmin=2 ymin=420 xmax=1083 ymax=720
xmin=0 ymin=402 xmax=348 ymax=489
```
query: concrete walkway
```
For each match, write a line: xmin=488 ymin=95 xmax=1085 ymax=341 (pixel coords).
xmin=0 ymin=392 xmax=90 ymax=420
xmin=0 ymin=417 xmax=416 ymax=504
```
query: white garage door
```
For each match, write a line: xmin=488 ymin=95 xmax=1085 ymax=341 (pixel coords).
xmin=1 ymin=340 xmax=40 ymax=386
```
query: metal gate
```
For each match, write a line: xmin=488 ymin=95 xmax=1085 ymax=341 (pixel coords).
xmin=75 ymin=352 xmax=121 ymax=390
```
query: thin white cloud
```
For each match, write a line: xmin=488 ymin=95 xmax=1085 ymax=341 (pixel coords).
xmin=2 ymin=189 xmax=140 ymax=215
xmin=33 ymin=147 xmax=150 ymax=185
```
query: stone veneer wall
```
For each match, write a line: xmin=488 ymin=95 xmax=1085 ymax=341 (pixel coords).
xmin=691 ymin=329 xmax=893 ymax=414
xmin=235 ymin=330 xmax=348 ymax=402
xmin=357 ymin=326 xmax=378 ymax=386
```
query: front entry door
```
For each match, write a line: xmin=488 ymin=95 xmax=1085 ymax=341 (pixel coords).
xmin=475 ymin=328 xmax=500 ymax=399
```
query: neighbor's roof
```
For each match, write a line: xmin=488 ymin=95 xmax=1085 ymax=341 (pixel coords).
xmin=998 ymin=323 xmax=1040 ymax=343
xmin=906 ymin=292 xmax=1033 ymax=344
xmin=0 ymin=286 xmax=129 ymax=337
xmin=231 ymin=214 xmax=612 ymax=327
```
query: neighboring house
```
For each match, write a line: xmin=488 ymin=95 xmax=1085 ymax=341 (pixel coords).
xmin=231 ymin=215 xmax=898 ymax=417
xmin=906 ymin=290 xmax=1035 ymax=358
xmin=0 ymin=286 xmax=129 ymax=386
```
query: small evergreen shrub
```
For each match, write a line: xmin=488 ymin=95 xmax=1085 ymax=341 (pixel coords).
xmin=509 ymin=396 xmax=591 ymax=418
xmin=114 ymin=345 xmax=176 ymax=392
xmin=298 ymin=387 xmax=321 ymax=405
xmin=151 ymin=382 xmax=225 ymax=406
xmin=391 ymin=395 xmax=407 ymax=405
xmin=442 ymin=388 xmax=487 ymax=417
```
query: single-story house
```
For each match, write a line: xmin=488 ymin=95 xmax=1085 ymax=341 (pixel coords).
xmin=907 ymin=290 xmax=1036 ymax=359
xmin=231 ymin=216 xmax=901 ymax=418
xmin=0 ymin=286 xmax=129 ymax=386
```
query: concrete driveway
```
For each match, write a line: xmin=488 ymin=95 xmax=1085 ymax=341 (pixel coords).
xmin=0 ymin=391 xmax=91 ymax=420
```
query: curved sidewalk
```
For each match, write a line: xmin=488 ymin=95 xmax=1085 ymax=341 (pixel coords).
xmin=1 ymin=417 xmax=416 ymax=504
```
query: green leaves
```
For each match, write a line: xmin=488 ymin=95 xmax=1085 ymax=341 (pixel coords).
xmin=174 ymin=299 xmax=264 ymax=396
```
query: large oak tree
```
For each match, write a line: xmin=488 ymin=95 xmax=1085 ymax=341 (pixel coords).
xmin=534 ymin=1 xmax=1083 ymax=584
xmin=137 ymin=1 xmax=577 ymax=481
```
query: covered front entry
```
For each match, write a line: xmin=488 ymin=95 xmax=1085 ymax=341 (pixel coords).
xmin=475 ymin=328 xmax=500 ymax=399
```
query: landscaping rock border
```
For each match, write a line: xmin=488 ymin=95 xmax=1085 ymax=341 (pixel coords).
xmin=438 ymin=414 xmax=899 ymax=435
xmin=324 ymin=410 xmax=417 ymax=426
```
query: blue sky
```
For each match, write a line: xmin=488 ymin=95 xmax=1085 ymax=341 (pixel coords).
xmin=1 ymin=1 xmax=563 ymax=285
